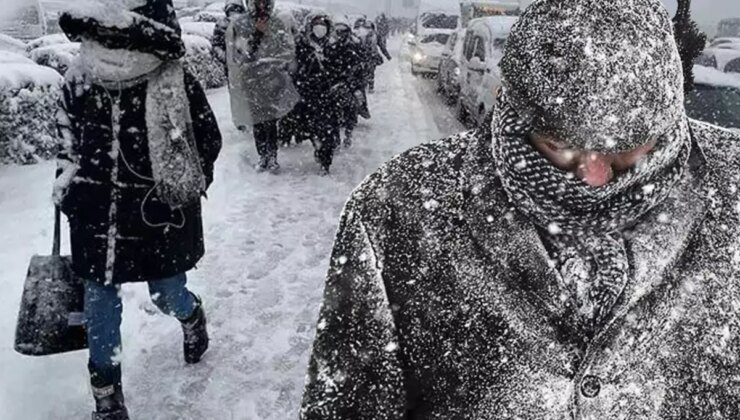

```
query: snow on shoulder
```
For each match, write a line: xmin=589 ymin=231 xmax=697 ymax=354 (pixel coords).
xmin=693 ymin=65 xmax=740 ymax=90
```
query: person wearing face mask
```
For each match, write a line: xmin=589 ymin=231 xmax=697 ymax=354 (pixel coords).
xmin=226 ymin=0 xmax=300 ymax=173
xmin=53 ymin=1 xmax=222 ymax=418
xmin=294 ymin=13 xmax=341 ymax=174
xmin=326 ymin=17 xmax=365 ymax=148
xmin=301 ymin=0 xmax=740 ymax=418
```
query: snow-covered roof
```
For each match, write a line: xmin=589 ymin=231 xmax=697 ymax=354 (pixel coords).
xmin=0 ymin=62 xmax=63 ymax=91
xmin=693 ymin=64 xmax=740 ymax=90
xmin=0 ymin=33 xmax=26 ymax=54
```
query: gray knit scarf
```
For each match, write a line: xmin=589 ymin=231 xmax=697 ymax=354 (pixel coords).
xmin=492 ymin=94 xmax=691 ymax=331
xmin=80 ymin=48 xmax=206 ymax=211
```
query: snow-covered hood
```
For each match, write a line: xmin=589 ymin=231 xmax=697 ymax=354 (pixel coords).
xmin=500 ymin=0 xmax=684 ymax=153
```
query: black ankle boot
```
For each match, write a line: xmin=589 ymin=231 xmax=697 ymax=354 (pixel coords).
xmin=181 ymin=295 xmax=209 ymax=364
xmin=90 ymin=364 xmax=129 ymax=420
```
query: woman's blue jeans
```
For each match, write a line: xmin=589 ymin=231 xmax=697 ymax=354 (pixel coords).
xmin=84 ymin=273 xmax=196 ymax=384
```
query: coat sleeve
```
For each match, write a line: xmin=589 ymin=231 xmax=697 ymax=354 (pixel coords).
xmin=300 ymin=197 xmax=407 ymax=420
xmin=184 ymin=70 xmax=222 ymax=189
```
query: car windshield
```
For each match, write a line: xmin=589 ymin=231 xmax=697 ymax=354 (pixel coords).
xmin=421 ymin=14 xmax=458 ymax=30
xmin=685 ymin=84 xmax=740 ymax=129
xmin=421 ymin=34 xmax=450 ymax=45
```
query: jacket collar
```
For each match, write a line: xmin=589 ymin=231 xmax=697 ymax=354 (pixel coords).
xmin=459 ymin=127 xmax=710 ymax=346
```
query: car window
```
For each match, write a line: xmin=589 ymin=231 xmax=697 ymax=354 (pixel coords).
xmin=463 ymin=33 xmax=475 ymax=60
xmin=685 ymin=84 xmax=740 ymax=129
xmin=473 ymin=36 xmax=486 ymax=61
xmin=492 ymin=37 xmax=507 ymax=51
xmin=421 ymin=34 xmax=450 ymax=44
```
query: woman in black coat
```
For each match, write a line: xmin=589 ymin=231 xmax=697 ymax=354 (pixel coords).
xmin=53 ymin=1 xmax=221 ymax=418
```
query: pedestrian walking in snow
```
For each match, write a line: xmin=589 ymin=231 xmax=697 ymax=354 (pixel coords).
xmin=53 ymin=1 xmax=222 ymax=418
xmin=354 ymin=17 xmax=391 ymax=94
xmin=301 ymin=0 xmax=740 ymax=418
xmin=327 ymin=17 xmax=366 ymax=148
xmin=294 ymin=13 xmax=341 ymax=174
xmin=212 ymin=0 xmax=247 ymax=77
xmin=226 ymin=0 xmax=300 ymax=173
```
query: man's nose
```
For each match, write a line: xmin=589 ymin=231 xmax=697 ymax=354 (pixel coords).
xmin=577 ymin=153 xmax=614 ymax=187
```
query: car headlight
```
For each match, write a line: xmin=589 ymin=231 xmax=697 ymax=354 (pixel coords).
xmin=413 ymin=52 xmax=425 ymax=62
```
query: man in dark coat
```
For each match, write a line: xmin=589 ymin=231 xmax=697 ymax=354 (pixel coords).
xmin=301 ymin=0 xmax=740 ymax=418
xmin=294 ymin=13 xmax=340 ymax=173
xmin=327 ymin=18 xmax=366 ymax=147
xmin=53 ymin=1 xmax=221 ymax=418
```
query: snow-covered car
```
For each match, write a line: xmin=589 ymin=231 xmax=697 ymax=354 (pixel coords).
xmin=29 ymin=42 xmax=80 ymax=75
xmin=0 ymin=53 xmax=63 ymax=164
xmin=436 ymin=28 xmax=466 ymax=103
xmin=181 ymin=21 xmax=217 ymax=41
xmin=409 ymin=11 xmax=459 ymax=76
xmin=0 ymin=33 xmax=27 ymax=54
xmin=457 ymin=15 xmax=518 ymax=126
xmin=0 ymin=0 xmax=47 ymax=41
xmin=685 ymin=65 xmax=740 ymax=130
xmin=193 ymin=2 xmax=225 ymax=23
xmin=695 ymin=39 xmax=740 ymax=73
xmin=709 ymin=37 xmax=740 ymax=49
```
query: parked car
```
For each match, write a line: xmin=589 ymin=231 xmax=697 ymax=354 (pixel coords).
xmin=686 ymin=65 xmax=740 ymax=131
xmin=436 ymin=28 xmax=466 ymax=103
xmin=456 ymin=16 xmax=518 ymax=127
xmin=0 ymin=0 xmax=47 ymax=41
xmin=409 ymin=11 xmax=459 ymax=76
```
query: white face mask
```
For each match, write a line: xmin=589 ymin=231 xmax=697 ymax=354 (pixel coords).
xmin=313 ymin=25 xmax=328 ymax=39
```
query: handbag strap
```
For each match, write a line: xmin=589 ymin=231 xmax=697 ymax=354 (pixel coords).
xmin=53 ymin=206 xmax=61 ymax=257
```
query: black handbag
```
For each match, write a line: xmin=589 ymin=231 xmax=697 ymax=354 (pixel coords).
xmin=14 ymin=207 xmax=87 ymax=356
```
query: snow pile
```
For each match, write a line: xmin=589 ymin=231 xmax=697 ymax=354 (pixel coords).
xmin=0 ymin=33 xmax=26 ymax=54
xmin=29 ymin=43 xmax=82 ymax=75
xmin=25 ymin=33 xmax=71 ymax=52
xmin=183 ymin=34 xmax=227 ymax=89
xmin=693 ymin=64 xmax=740 ymax=90
xmin=0 ymin=51 xmax=35 ymax=65
xmin=0 ymin=61 xmax=63 ymax=164
xmin=181 ymin=21 xmax=216 ymax=40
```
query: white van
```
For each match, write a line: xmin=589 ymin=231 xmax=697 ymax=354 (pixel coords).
xmin=409 ymin=11 xmax=459 ymax=76
xmin=457 ymin=16 xmax=518 ymax=126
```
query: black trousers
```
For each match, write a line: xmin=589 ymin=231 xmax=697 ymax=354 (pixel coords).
xmin=253 ymin=119 xmax=278 ymax=159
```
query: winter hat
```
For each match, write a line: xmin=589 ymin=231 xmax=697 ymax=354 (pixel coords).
xmin=500 ymin=0 xmax=685 ymax=153
xmin=59 ymin=0 xmax=185 ymax=61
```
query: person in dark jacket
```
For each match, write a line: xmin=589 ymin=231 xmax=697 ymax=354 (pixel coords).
xmin=327 ymin=17 xmax=365 ymax=147
xmin=212 ymin=0 xmax=247 ymax=74
xmin=354 ymin=17 xmax=391 ymax=94
xmin=301 ymin=0 xmax=740 ymax=418
xmin=53 ymin=1 xmax=222 ymax=418
xmin=295 ymin=13 xmax=340 ymax=173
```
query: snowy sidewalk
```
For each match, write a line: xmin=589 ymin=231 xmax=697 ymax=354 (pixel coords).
xmin=0 ymin=40 xmax=463 ymax=420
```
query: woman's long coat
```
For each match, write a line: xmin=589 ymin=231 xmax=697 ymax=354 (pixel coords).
xmin=301 ymin=120 xmax=740 ymax=419
xmin=57 ymin=69 xmax=222 ymax=285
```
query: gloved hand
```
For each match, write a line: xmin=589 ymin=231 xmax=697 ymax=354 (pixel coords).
xmin=53 ymin=161 xmax=79 ymax=207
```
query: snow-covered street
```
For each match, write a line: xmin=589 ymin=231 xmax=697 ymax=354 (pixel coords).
xmin=0 ymin=40 xmax=463 ymax=420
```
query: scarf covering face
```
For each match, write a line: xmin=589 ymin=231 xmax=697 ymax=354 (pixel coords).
xmin=492 ymin=93 xmax=692 ymax=331
xmin=79 ymin=44 xmax=206 ymax=210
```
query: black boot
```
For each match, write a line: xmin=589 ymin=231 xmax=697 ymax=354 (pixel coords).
xmin=90 ymin=364 xmax=129 ymax=420
xmin=181 ymin=295 xmax=209 ymax=364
